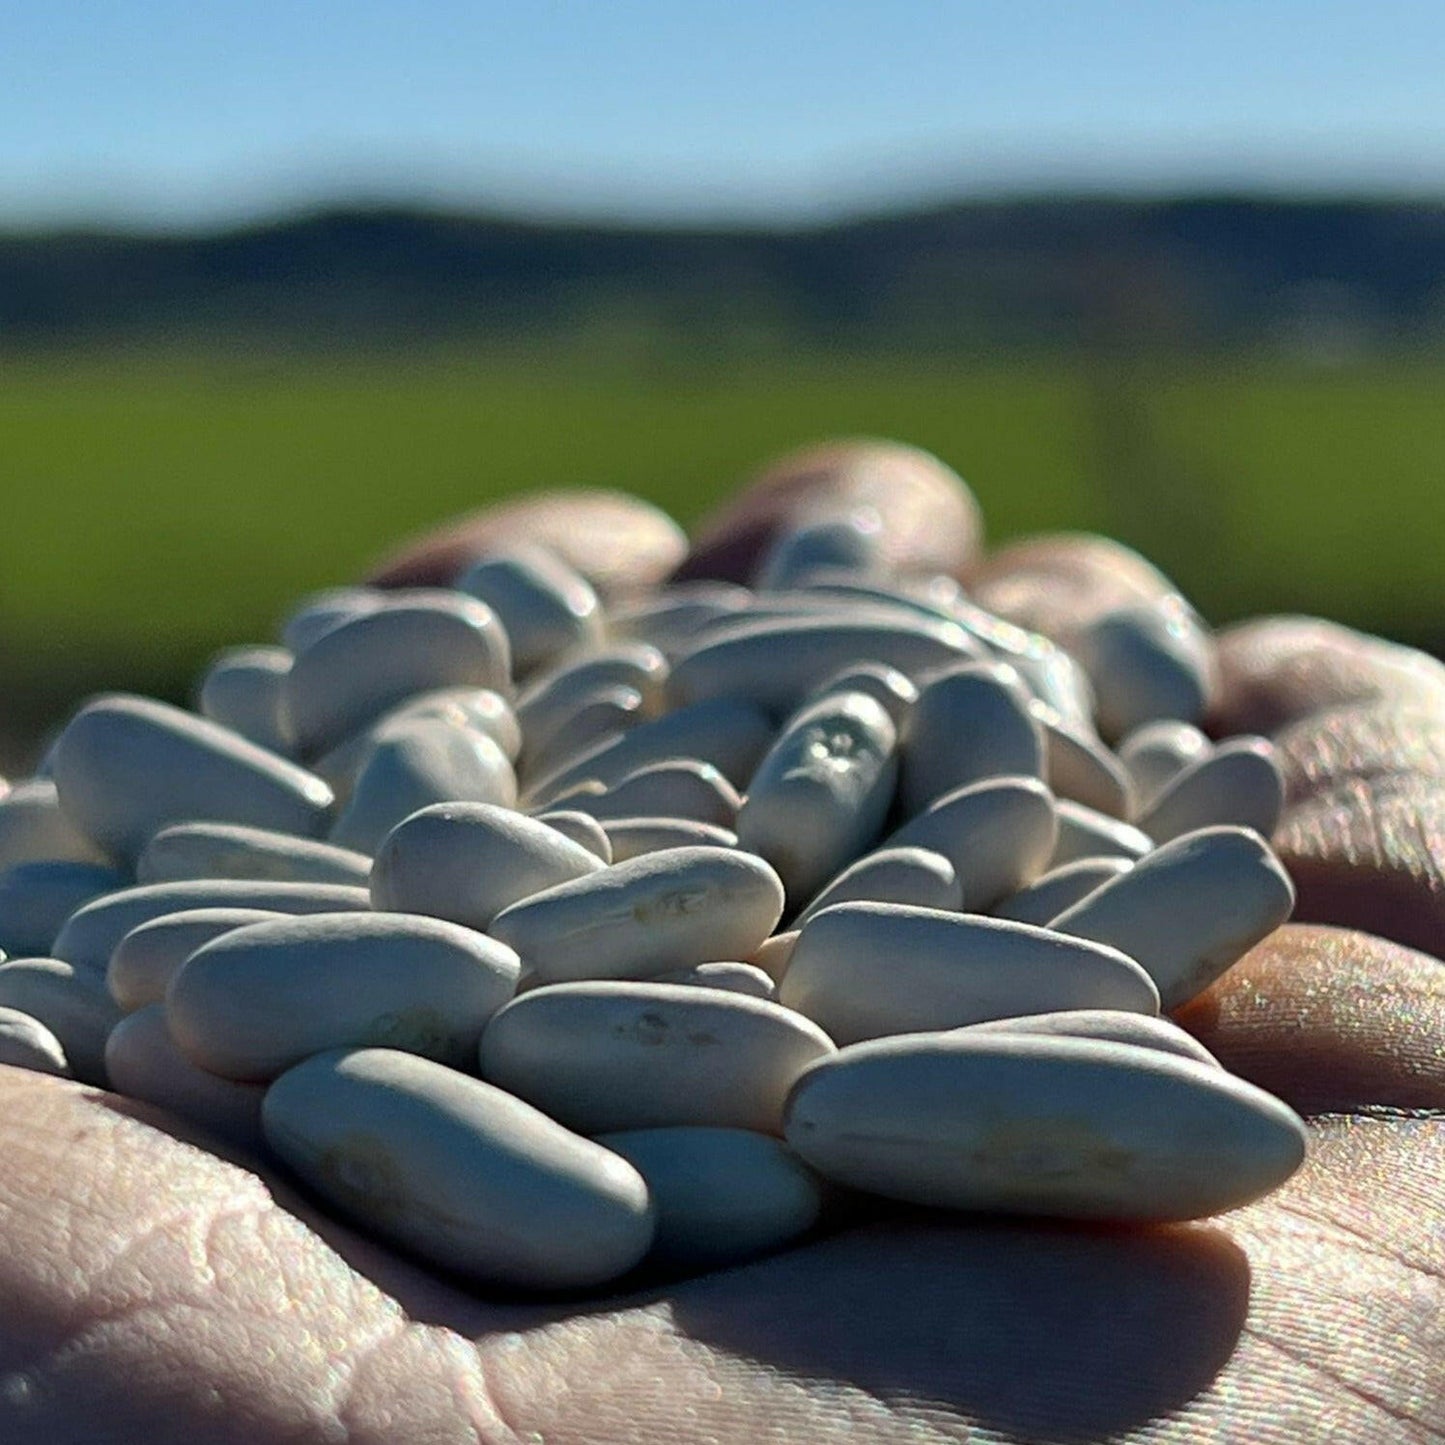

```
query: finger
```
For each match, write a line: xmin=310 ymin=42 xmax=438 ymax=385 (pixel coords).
xmin=1273 ymin=701 xmax=1445 ymax=807
xmin=365 ymin=490 xmax=688 ymax=599
xmin=1209 ymin=615 xmax=1445 ymax=737
xmin=0 ymin=1066 xmax=1440 ymax=1444
xmin=1175 ymin=923 xmax=1445 ymax=1113
xmin=968 ymin=532 xmax=1179 ymax=644
xmin=671 ymin=439 xmax=984 ymax=585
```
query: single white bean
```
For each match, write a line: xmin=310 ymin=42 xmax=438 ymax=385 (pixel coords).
xmin=1033 ymin=701 xmax=1134 ymax=819
xmin=0 ymin=862 xmax=129 ymax=957
xmin=531 ymin=809 xmax=613 ymax=862
xmin=0 ymin=1005 xmax=70 ymax=1077
xmin=1071 ymin=599 xmax=1217 ymax=742
xmin=754 ymin=512 xmax=885 ymax=590
xmin=108 ymin=906 xmax=285 ymax=1012
xmin=286 ymin=596 xmax=511 ymax=755
xmin=601 ymin=817 xmax=738 ymax=862
xmin=105 ymin=1005 xmax=266 ymax=1149
xmin=736 ymin=691 xmax=898 ymax=904
xmin=456 ymin=545 xmax=603 ymax=676
xmin=521 ymin=685 xmax=647 ymax=783
xmin=1118 ymin=720 xmax=1213 ymax=813
xmin=795 ymin=846 xmax=960 ymax=926
xmin=53 ymin=880 xmax=371 ymax=973
xmin=607 ymin=584 xmax=753 ymax=657
xmin=653 ymin=962 xmax=777 ymax=999
xmin=168 ymin=912 xmax=520 ymax=1081
xmin=279 ymin=586 xmax=384 ymax=653
xmin=0 ymin=957 xmax=121 ymax=1085
xmin=783 ymin=1031 xmax=1307 ymax=1220
xmin=479 ymin=981 xmax=835 ymax=1134
xmin=137 ymin=822 xmax=371 ymax=886
xmin=1048 ymin=824 xmax=1296 ymax=1010
xmin=805 ymin=662 xmax=918 ymax=728
xmin=666 ymin=616 xmax=986 ymax=716
xmin=992 ymin=857 xmax=1135 ymax=926
xmin=263 ymin=1047 xmax=655 ymax=1290
xmin=781 ymin=901 xmax=1159 ymax=1045
xmin=490 ymin=846 xmax=785 ymax=985
xmin=900 ymin=662 xmax=1044 ymax=815
xmin=749 ymin=930 xmax=799 ymax=986
xmin=1134 ymin=737 xmax=1284 ymax=843
xmin=197 ymin=645 xmax=295 ymax=756
xmin=51 ymin=695 xmax=334 ymax=861
xmin=1049 ymin=800 xmax=1153 ymax=867
xmin=595 ymin=1127 xmax=823 ymax=1270
xmin=573 ymin=761 xmax=741 ymax=828
xmin=329 ymin=717 xmax=517 ymax=855
xmin=884 ymin=775 xmax=1058 ymax=910
xmin=957 ymin=1009 xmax=1221 ymax=1066
xmin=0 ymin=780 xmax=113 ymax=869
xmin=370 ymin=802 xmax=604 ymax=929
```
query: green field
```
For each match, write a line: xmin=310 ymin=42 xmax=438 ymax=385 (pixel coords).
xmin=2 ymin=346 xmax=1442 ymax=756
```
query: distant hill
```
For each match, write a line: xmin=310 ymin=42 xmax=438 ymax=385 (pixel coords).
xmin=5 ymin=196 xmax=1445 ymax=353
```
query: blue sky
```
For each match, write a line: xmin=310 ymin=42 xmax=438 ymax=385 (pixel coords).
xmin=4 ymin=1 xmax=1445 ymax=226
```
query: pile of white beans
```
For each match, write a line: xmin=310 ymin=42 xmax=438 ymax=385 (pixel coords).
xmin=0 ymin=505 xmax=1307 ymax=1292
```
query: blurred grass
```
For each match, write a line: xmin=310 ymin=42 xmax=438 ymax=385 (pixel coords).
xmin=2 ymin=344 xmax=1443 ymax=762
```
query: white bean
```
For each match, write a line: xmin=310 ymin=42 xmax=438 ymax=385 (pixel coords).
xmin=108 ymin=906 xmax=285 ymax=1012
xmin=370 ymin=802 xmax=604 ymax=929
xmin=263 ymin=1047 xmax=655 ymax=1290
xmin=478 ymin=980 xmax=834 ymax=1133
xmin=992 ymin=857 xmax=1135 ymax=926
xmin=1049 ymin=800 xmax=1153 ymax=867
xmin=783 ymin=1031 xmax=1307 ymax=1220
xmin=1048 ymin=824 xmax=1296 ymax=1009
xmin=197 ymin=645 xmax=295 ymax=756
xmin=0 ymin=1005 xmax=71 ymax=1077
xmin=489 ymin=846 xmax=785 ymax=984
xmin=1134 ymin=736 xmax=1284 ymax=843
xmin=795 ymin=846 xmax=959 ymax=926
xmin=137 ymin=822 xmax=371 ymax=886
xmin=0 ymin=862 xmax=128 ymax=957
xmin=780 ymin=901 xmax=1158 ymax=1044
xmin=0 ymin=780 xmax=113 ymax=869
xmin=51 ymin=695 xmax=334 ymax=861
xmin=1118 ymin=720 xmax=1212 ymax=812
xmin=601 ymin=817 xmax=738 ymax=862
xmin=168 ymin=912 xmax=520 ymax=1080
xmin=0 ymin=957 xmax=121 ymax=1085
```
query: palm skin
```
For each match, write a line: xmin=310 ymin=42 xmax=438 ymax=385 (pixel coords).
xmin=2 ymin=490 xmax=1442 ymax=1444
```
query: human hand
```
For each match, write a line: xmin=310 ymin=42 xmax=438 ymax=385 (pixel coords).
xmin=2 ymin=451 xmax=1441 ymax=1444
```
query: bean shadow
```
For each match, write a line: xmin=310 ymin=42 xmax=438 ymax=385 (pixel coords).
xmin=667 ymin=1205 xmax=1251 ymax=1443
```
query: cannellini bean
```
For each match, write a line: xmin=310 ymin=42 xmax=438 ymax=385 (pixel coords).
xmin=370 ymin=802 xmax=604 ymax=929
xmin=1033 ymin=701 xmax=1134 ymax=819
xmin=456 ymin=545 xmax=604 ymax=676
xmin=653 ymin=962 xmax=777 ymax=999
xmin=108 ymin=907 xmax=285 ymax=1012
xmin=571 ymin=760 xmax=741 ymax=828
xmin=601 ymin=817 xmax=739 ymax=862
xmin=753 ymin=512 xmax=885 ymax=590
xmin=521 ymin=685 xmax=647 ymax=783
xmin=1071 ymin=599 xmax=1218 ymax=742
xmin=0 ymin=780 xmax=114 ymax=869
xmin=780 ymin=902 xmax=1158 ymax=1044
xmin=167 ymin=912 xmax=520 ymax=1081
xmin=1117 ymin=720 xmax=1212 ymax=812
xmin=992 ymin=857 xmax=1135 ymax=926
xmin=105 ymin=1005 xmax=266 ymax=1150
xmin=53 ymin=879 xmax=371 ymax=973
xmin=795 ymin=846 xmax=960 ymax=926
xmin=0 ymin=957 xmax=121 ymax=1085
xmin=783 ymin=1031 xmax=1306 ymax=1220
xmin=736 ymin=691 xmax=898 ymax=904
xmin=1134 ymin=736 xmax=1284 ymax=843
xmin=278 ymin=586 xmax=384 ymax=653
xmin=804 ymin=662 xmax=918 ymax=727
xmin=329 ymin=717 xmax=517 ymax=855
xmin=666 ymin=616 xmax=986 ymax=715
xmin=596 ymin=1127 xmax=823 ymax=1270
xmin=516 ymin=644 xmax=669 ymax=741
xmin=1048 ymin=825 xmax=1296 ymax=1010
xmin=0 ymin=862 xmax=128 ymax=957
xmin=478 ymin=981 xmax=835 ymax=1134
xmin=531 ymin=809 xmax=613 ymax=862
xmin=899 ymin=662 xmax=1044 ymax=815
xmin=263 ymin=1047 xmax=656 ymax=1290
xmin=957 ymin=1009 xmax=1221 ymax=1066
xmin=0 ymin=1005 xmax=71 ymax=1077
xmin=1048 ymin=800 xmax=1153 ymax=867
xmin=286 ymin=595 xmax=511 ymax=755
xmin=885 ymin=775 xmax=1058 ymax=909
xmin=136 ymin=822 xmax=371 ymax=886
xmin=51 ymin=695 xmax=334 ymax=861
xmin=489 ymin=846 xmax=785 ymax=985
xmin=196 ymin=645 xmax=295 ymax=756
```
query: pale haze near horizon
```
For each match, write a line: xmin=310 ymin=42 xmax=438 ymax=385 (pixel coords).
xmin=3 ymin=0 xmax=1444 ymax=228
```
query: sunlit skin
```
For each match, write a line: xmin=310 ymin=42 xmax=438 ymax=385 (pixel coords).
xmin=2 ymin=487 xmax=1442 ymax=1443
